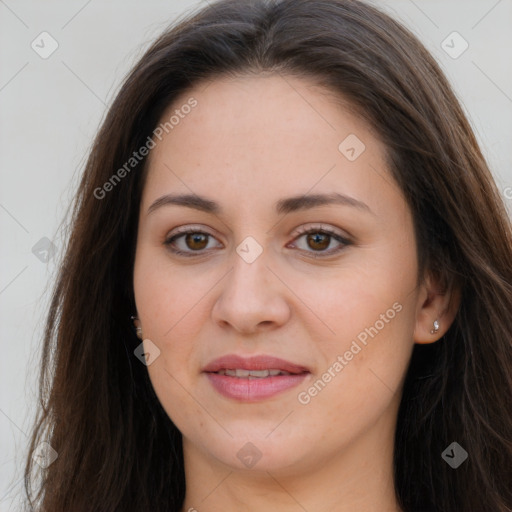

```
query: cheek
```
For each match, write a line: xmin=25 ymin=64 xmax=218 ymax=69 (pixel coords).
xmin=133 ymin=252 xmax=208 ymax=429
xmin=292 ymin=305 xmax=415 ymax=450
xmin=134 ymin=245 xmax=206 ymax=337
xmin=288 ymin=258 xmax=414 ymax=348
xmin=288 ymin=245 xmax=417 ymax=407
xmin=133 ymin=249 xmax=202 ymax=407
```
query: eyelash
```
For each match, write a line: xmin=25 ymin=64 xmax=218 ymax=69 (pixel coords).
xmin=164 ymin=224 xmax=351 ymax=259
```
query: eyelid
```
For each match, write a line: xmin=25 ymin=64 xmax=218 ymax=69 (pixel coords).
xmin=167 ymin=224 xmax=215 ymax=236
xmin=165 ymin=224 xmax=222 ymax=245
xmin=290 ymin=223 xmax=350 ymax=240
xmin=166 ymin=223 xmax=348 ymax=239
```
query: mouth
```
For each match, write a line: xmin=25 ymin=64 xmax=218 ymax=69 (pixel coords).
xmin=202 ymin=354 xmax=310 ymax=374
xmin=202 ymin=354 xmax=310 ymax=402
xmin=213 ymin=368 xmax=299 ymax=378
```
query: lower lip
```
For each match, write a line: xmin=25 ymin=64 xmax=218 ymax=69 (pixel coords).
xmin=205 ymin=372 xmax=309 ymax=402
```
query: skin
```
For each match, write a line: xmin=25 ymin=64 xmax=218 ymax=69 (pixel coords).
xmin=133 ymin=73 xmax=459 ymax=512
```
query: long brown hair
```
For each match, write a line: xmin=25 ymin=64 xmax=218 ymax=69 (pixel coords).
xmin=24 ymin=0 xmax=512 ymax=510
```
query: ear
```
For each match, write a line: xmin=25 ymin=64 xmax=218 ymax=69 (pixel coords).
xmin=131 ymin=315 xmax=144 ymax=340
xmin=413 ymin=272 xmax=461 ymax=344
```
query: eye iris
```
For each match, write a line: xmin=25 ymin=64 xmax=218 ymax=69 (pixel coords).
xmin=307 ymin=232 xmax=330 ymax=251
xmin=185 ymin=233 xmax=208 ymax=250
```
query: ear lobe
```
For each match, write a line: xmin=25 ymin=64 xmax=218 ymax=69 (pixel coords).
xmin=131 ymin=314 xmax=141 ymax=329
xmin=413 ymin=274 xmax=461 ymax=344
xmin=131 ymin=315 xmax=143 ymax=339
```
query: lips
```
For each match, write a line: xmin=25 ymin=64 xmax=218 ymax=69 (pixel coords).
xmin=202 ymin=354 xmax=310 ymax=402
xmin=202 ymin=354 xmax=310 ymax=375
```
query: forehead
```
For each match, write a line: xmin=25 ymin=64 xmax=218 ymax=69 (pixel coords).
xmin=142 ymin=74 xmax=400 ymax=218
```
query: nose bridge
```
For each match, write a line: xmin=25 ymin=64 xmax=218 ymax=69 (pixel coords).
xmin=212 ymin=237 xmax=291 ymax=331
xmin=227 ymin=239 xmax=272 ymax=301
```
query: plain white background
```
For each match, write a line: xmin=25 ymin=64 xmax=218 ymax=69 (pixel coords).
xmin=1 ymin=0 xmax=511 ymax=508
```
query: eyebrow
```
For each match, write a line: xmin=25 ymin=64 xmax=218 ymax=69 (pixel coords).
xmin=147 ymin=192 xmax=373 ymax=216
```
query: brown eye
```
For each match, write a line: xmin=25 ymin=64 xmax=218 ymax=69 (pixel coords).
xmin=290 ymin=227 xmax=351 ymax=257
xmin=185 ymin=233 xmax=209 ymax=250
xmin=164 ymin=229 xmax=222 ymax=256
xmin=306 ymin=232 xmax=330 ymax=251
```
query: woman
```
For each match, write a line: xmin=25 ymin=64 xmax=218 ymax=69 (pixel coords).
xmin=24 ymin=0 xmax=512 ymax=510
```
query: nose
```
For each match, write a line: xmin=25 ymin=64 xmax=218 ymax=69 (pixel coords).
xmin=211 ymin=250 xmax=291 ymax=334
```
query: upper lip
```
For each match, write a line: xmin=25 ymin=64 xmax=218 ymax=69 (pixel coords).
xmin=202 ymin=354 xmax=310 ymax=374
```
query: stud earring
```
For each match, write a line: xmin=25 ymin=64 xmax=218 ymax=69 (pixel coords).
xmin=131 ymin=315 xmax=143 ymax=339
xmin=430 ymin=319 xmax=440 ymax=334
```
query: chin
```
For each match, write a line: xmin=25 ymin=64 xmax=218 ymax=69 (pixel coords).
xmin=200 ymin=432 xmax=312 ymax=474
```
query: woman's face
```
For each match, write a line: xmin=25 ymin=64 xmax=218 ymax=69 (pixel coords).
xmin=133 ymin=74 xmax=430 ymax=476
